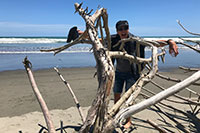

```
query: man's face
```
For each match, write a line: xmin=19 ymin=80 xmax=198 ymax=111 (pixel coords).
xmin=117 ymin=25 xmax=129 ymax=39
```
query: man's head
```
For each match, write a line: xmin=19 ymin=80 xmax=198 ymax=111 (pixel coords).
xmin=116 ymin=20 xmax=129 ymax=39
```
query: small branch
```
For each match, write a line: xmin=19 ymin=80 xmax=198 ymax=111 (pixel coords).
xmin=150 ymin=80 xmax=200 ymax=105
xmin=177 ymin=41 xmax=200 ymax=53
xmin=177 ymin=20 xmax=200 ymax=36
xmin=179 ymin=66 xmax=200 ymax=72
xmin=54 ymin=67 xmax=85 ymax=123
xmin=23 ymin=57 xmax=56 ymax=133
xmin=113 ymin=36 xmax=158 ymax=49
xmin=142 ymin=92 xmax=200 ymax=124
xmin=153 ymin=105 xmax=189 ymax=133
xmin=146 ymin=119 xmax=168 ymax=133
xmin=179 ymin=38 xmax=200 ymax=45
xmin=40 ymin=32 xmax=93 ymax=55
xmin=155 ymin=71 xmax=200 ymax=86
xmin=142 ymin=87 xmax=189 ymax=105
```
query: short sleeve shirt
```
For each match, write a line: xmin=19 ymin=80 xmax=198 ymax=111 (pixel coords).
xmin=110 ymin=33 xmax=145 ymax=79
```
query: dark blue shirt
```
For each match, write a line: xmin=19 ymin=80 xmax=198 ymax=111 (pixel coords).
xmin=110 ymin=33 xmax=145 ymax=79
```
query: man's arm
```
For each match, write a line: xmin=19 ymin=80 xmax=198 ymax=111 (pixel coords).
xmin=157 ymin=39 xmax=179 ymax=57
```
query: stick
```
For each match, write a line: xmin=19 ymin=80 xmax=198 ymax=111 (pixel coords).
xmin=177 ymin=20 xmax=200 ymax=36
xmin=155 ymin=71 xmax=200 ymax=86
xmin=179 ymin=66 xmax=200 ymax=72
xmin=23 ymin=57 xmax=56 ymax=133
xmin=54 ymin=67 xmax=85 ymax=123
xmin=146 ymin=119 xmax=167 ymax=133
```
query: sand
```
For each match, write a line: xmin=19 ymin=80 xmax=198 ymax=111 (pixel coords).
xmin=0 ymin=67 xmax=199 ymax=133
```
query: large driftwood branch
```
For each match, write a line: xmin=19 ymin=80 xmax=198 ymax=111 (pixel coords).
xmin=23 ymin=57 xmax=56 ymax=133
xmin=73 ymin=3 xmax=163 ymax=132
xmin=74 ymin=3 xmax=115 ymax=132
xmin=30 ymin=3 xmax=200 ymax=132
xmin=115 ymin=70 xmax=200 ymax=125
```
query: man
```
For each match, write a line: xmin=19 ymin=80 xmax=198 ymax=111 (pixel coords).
xmin=111 ymin=20 xmax=178 ymax=128
xmin=67 ymin=20 xmax=179 ymax=129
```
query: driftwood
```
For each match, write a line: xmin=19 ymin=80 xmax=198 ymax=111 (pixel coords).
xmin=23 ymin=57 xmax=56 ymax=133
xmin=114 ymin=71 xmax=200 ymax=123
xmin=54 ymin=67 xmax=85 ymax=123
xmin=22 ymin=3 xmax=200 ymax=133
xmin=146 ymin=119 xmax=168 ymax=133
xmin=177 ymin=20 xmax=200 ymax=36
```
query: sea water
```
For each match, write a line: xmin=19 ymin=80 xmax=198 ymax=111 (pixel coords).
xmin=0 ymin=36 xmax=199 ymax=72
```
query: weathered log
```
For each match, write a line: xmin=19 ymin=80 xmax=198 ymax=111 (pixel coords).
xmin=74 ymin=3 xmax=115 ymax=132
xmin=23 ymin=57 xmax=56 ymax=133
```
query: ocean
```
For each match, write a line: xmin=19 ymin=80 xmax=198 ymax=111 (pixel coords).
xmin=0 ymin=36 xmax=199 ymax=72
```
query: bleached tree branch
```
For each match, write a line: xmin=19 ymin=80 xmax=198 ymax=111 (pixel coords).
xmin=23 ymin=57 xmax=56 ymax=133
xmin=115 ymin=70 xmax=200 ymax=126
xmin=177 ymin=20 xmax=200 ymax=36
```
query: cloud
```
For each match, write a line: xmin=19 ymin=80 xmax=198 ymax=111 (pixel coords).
xmin=0 ymin=22 xmax=81 ymax=36
xmin=0 ymin=22 xmax=190 ymax=36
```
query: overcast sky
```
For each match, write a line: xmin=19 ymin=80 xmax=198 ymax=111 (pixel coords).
xmin=0 ymin=0 xmax=199 ymax=36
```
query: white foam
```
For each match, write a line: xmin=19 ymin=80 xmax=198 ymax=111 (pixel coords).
xmin=0 ymin=50 xmax=91 ymax=54
xmin=143 ymin=37 xmax=200 ymax=43
xmin=0 ymin=38 xmax=66 ymax=44
xmin=1 ymin=37 xmax=200 ymax=44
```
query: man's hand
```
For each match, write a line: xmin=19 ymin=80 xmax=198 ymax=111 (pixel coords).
xmin=168 ymin=40 xmax=179 ymax=57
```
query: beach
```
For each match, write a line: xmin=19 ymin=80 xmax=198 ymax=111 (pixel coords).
xmin=0 ymin=36 xmax=200 ymax=132
xmin=0 ymin=67 xmax=199 ymax=132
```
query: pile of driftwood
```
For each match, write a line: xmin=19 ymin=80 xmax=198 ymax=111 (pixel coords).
xmin=23 ymin=3 xmax=200 ymax=133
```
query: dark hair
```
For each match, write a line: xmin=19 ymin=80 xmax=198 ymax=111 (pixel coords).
xmin=116 ymin=20 xmax=129 ymax=30
xmin=67 ymin=26 xmax=79 ymax=43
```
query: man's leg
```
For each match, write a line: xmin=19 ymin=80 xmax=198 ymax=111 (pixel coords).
xmin=113 ymin=71 xmax=124 ymax=103
xmin=123 ymin=76 xmax=136 ymax=129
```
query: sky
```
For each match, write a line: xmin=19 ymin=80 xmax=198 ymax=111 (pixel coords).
xmin=0 ymin=0 xmax=200 ymax=37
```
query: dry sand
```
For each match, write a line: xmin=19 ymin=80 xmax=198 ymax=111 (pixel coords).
xmin=0 ymin=67 xmax=199 ymax=133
